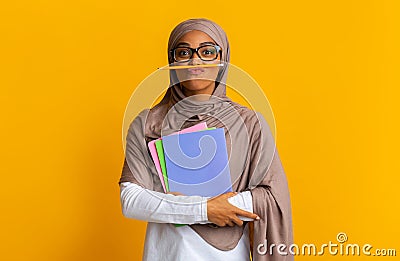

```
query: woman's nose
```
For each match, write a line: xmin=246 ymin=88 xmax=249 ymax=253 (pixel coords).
xmin=189 ymin=52 xmax=202 ymax=65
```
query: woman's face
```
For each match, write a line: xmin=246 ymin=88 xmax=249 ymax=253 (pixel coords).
xmin=173 ymin=30 xmax=221 ymax=96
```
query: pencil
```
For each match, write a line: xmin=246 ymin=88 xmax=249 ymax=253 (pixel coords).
xmin=157 ymin=64 xmax=224 ymax=70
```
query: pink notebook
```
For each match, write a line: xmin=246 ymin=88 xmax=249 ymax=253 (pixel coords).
xmin=147 ymin=122 xmax=208 ymax=192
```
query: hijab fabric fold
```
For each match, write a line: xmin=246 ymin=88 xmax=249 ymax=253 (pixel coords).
xmin=119 ymin=18 xmax=294 ymax=260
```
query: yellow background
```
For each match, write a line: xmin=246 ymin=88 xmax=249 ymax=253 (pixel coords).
xmin=1 ymin=0 xmax=399 ymax=260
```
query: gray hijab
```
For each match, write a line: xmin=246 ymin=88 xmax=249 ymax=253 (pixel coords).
xmin=120 ymin=18 xmax=294 ymax=260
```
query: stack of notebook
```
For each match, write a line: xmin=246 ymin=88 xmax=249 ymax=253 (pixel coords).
xmin=148 ymin=122 xmax=233 ymax=197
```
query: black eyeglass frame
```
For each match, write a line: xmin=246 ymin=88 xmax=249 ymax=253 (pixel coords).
xmin=170 ymin=44 xmax=222 ymax=63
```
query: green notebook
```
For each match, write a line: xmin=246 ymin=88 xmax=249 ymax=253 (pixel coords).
xmin=155 ymin=139 xmax=169 ymax=192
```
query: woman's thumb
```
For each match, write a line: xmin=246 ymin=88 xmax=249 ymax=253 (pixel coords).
xmin=224 ymin=191 xmax=238 ymax=198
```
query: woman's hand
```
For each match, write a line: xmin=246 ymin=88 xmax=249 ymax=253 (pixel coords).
xmin=166 ymin=191 xmax=184 ymax=196
xmin=207 ymin=192 xmax=260 ymax=227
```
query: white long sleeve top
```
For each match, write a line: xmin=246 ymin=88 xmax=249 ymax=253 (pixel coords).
xmin=120 ymin=182 xmax=254 ymax=260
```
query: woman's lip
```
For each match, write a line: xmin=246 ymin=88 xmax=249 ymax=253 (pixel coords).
xmin=187 ymin=68 xmax=205 ymax=74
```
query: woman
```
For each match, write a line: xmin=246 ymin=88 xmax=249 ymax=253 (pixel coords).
xmin=119 ymin=18 xmax=293 ymax=260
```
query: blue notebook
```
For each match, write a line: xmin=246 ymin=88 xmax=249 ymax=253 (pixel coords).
xmin=162 ymin=128 xmax=233 ymax=197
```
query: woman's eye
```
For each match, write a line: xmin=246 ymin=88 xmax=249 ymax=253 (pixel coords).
xmin=202 ymin=49 xmax=216 ymax=56
xmin=178 ymin=50 xmax=190 ymax=57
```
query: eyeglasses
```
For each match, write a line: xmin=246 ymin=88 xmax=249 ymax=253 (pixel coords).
xmin=170 ymin=44 xmax=221 ymax=63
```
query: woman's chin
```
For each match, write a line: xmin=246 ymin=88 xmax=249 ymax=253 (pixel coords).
xmin=181 ymin=80 xmax=214 ymax=94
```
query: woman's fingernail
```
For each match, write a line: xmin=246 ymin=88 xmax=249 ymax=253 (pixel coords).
xmin=255 ymin=216 xmax=260 ymax=220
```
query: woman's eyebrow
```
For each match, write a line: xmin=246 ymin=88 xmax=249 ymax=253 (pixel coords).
xmin=176 ymin=41 xmax=216 ymax=47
